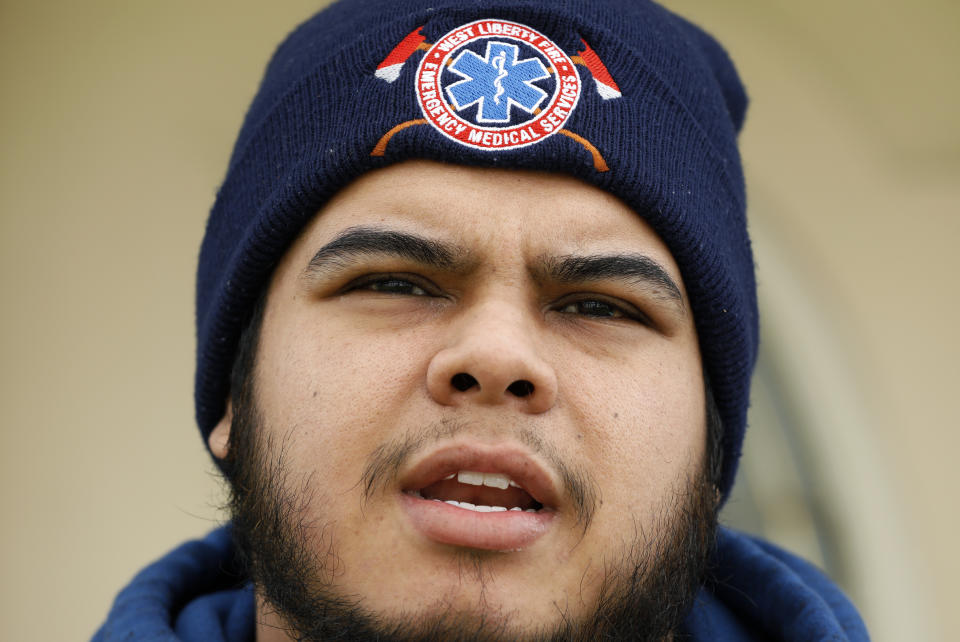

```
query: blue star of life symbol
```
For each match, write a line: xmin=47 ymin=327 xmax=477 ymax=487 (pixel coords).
xmin=446 ymin=41 xmax=550 ymax=123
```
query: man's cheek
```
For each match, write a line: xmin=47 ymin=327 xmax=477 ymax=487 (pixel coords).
xmin=283 ymin=422 xmax=376 ymax=492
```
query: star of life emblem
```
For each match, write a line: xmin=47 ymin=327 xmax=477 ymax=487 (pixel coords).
xmin=415 ymin=19 xmax=582 ymax=151
xmin=447 ymin=42 xmax=549 ymax=123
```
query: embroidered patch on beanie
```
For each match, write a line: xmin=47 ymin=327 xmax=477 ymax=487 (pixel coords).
xmin=372 ymin=19 xmax=622 ymax=171
xmin=416 ymin=19 xmax=581 ymax=150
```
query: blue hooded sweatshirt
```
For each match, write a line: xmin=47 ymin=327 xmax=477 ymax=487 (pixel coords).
xmin=93 ymin=525 xmax=869 ymax=641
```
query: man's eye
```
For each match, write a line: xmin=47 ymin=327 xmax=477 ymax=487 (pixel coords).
xmin=350 ymin=276 xmax=429 ymax=296
xmin=557 ymin=298 xmax=650 ymax=324
xmin=558 ymin=299 xmax=623 ymax=317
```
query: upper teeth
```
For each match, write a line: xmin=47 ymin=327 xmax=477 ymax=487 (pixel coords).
xmin=454 ymin=470 xmax=519 ymax=490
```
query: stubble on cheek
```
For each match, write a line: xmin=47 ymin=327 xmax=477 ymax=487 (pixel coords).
xmin=229 ymin=422 xmax=342 ymax=591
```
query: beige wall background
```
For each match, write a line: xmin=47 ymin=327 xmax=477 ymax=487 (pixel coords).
xmin=1 ymin=1 xmax=956 ymax=640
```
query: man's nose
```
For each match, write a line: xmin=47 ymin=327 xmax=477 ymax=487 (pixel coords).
xmin=425 ymin=299 xmax=558 ymax=414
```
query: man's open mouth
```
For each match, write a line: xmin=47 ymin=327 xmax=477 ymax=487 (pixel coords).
xmin=398 ymin=444 xmax=559 ymax=551
xmin=408 ymin=470 xmax=545 ymax=513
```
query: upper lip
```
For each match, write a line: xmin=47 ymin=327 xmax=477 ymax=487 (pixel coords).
xmin=399 ymin=441 xmax=562 ymax=510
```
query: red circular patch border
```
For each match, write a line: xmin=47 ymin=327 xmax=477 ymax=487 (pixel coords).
xmin=415 ymin=19 xmax=582 ymax=151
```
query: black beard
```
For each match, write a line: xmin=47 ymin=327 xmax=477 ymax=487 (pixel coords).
xmin=225 ymin=394 xmax=718 ymax=642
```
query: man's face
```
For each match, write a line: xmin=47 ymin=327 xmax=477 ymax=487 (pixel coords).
xmin=211 ymin=160 xmax=713 ymax=640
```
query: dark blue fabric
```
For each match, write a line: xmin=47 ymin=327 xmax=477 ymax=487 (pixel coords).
xmin=93 ymin=526 xmax=868 ymax=640
xmin=92 ymin=527 xmax=254 ymax=642
xmin=195 ymin=0 xmax=757 ymax=501
xmin=683 ymin=530 xmax=871 ymax=641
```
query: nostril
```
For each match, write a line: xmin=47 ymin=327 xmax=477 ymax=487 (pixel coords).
xmin=451 ymin=372 xmax=478 ymax=391
xmin=507 ymin=380 xmax=534 ymax=397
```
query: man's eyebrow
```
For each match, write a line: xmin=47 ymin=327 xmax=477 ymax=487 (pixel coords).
xmin=535 ymin=253 xmax=685 ymax=310
xmin=302 ymin=226 xmax=471 ymax=278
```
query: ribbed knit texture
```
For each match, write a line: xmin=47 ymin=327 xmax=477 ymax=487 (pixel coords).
xmin=196 ymin=0 xmax=756 ymax=499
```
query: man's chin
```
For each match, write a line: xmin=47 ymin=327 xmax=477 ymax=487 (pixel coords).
xmin=255 ymin=594 xmax=589 ymax=642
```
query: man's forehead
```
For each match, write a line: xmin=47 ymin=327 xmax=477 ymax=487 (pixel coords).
xmin=293 ymin=161 xmax=682 ymax=270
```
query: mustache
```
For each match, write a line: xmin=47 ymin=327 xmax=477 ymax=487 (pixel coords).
xmin=359 ymin=418 xmax=601 ymax=532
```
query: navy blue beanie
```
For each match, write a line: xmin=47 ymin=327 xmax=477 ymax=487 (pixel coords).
xmin=196 ymin=0 xmax=756 ymax=499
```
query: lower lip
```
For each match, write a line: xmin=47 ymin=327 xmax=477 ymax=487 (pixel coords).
xmin=400 ymin=493 xmax=554 ymax=551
